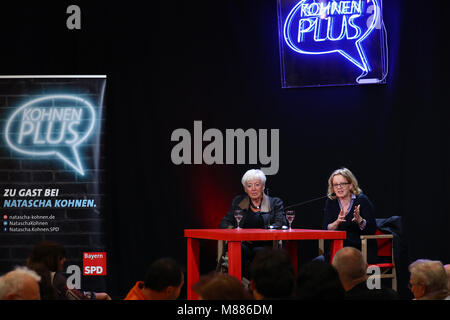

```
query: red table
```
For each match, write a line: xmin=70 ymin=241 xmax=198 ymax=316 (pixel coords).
xmin=184 ymin=228 xmax=346 ymax=300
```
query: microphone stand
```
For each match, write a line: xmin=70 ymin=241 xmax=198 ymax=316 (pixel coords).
xmin=284 ymin=194 xmax=330 ymax=210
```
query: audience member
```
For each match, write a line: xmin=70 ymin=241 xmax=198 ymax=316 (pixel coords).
xmin=408 ymin=259 xmax=448 ymax=300
xmin=0 ymin=266 xmax=41 ymax=300
xmin=296 ymin=260 xmax=345 ymax=300
xmin=193 ymin=272 xmax=252 ymax=300
xmin=124 ymin=257 xmax=184 ymax=300
xmin=27 ymin=262 xmax=58 ymax=300
xmin=445 ymin=264 xmax=450 ymax=300
xmin=332 ymin=247 xmax=398 ymax=300
xmin=249 ymin=248 xmax=295 ymax=300
xmin=444 ymin=264 xmax=450 ymax=290
xmin=28 ymin=240 xmax=111 ymax=300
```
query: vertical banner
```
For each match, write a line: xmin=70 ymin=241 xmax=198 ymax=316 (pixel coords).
xmin=277 ymin=0 xmax=388 ymax=87
xmin=0 ymin=76 xmax=107 ymax=292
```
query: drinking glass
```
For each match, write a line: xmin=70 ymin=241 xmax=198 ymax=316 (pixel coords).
xmin=234 ymin=210 xmax=243 ymax=230
xmin=286 ymin=210 xmax=295 ymax=230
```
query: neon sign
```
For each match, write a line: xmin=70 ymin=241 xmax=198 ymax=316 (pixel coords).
xmin=4 ymin=95 xmax=96 ymax=175
xmin=278 ymin=0 xmax=387 ymax=87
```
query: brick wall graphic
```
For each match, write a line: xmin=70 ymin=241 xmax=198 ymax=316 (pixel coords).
xmin=0 ymin=76 xmax=107 ymax=291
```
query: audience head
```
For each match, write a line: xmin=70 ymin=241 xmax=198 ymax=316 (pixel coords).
xmin=27 ymin=262 xmax=58 ymax=300
xmin=296 ymin=260 xmax=345 ymax=300
xmin=408 ymin=259 xmax=448 ymax=300
xmin=332 ymin=247 xmax=367 ymax=291
xmin=144 ymin=257 xmax=184 ymax=300
xmin=193 ymin=272 xmax=252 ymax=300
xmin=444 ymin=264 xmax=450 ymax=292
xmin=249 ymin=248 xmax=294 ymax=300
xmin=27 ymin=240 xmax=66 ymax=273
xmin=0 ymin=266 xmax=41 ymax=300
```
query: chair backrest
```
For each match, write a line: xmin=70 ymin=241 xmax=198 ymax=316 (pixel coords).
xmin=375 ymin=229 xmax=392 ymax=257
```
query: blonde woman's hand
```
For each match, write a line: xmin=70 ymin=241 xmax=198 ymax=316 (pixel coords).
xmin=328 ymin=207 xmax=346 ymax=230
xmin=351 ymin=204 xmax=362 ymax=224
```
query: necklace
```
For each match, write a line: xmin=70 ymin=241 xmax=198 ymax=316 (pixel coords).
xmin=250 ymin=200 xmax=261 ymax=209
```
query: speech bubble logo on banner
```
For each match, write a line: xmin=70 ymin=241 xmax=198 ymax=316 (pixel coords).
xmin=4 ymin=95 xmax=96 ymax=175
xmin=283 ymin=0 xmax=379 ymax=72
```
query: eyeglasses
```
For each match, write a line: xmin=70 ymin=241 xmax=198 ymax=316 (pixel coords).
xmin=332 ymin=182 xmax=350 ymax=188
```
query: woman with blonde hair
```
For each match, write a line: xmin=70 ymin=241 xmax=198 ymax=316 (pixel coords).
xmin=322 ymin=168 xmax=377 ymax=261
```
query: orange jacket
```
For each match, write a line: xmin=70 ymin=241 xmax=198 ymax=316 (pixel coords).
xmin=124 ymin=281 xmax=149 ymax=300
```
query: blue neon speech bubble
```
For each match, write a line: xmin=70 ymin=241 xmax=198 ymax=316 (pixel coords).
xmin=283 ymin=0 xmax=380 ymax=72
xmin=4 ymin=95 xmax=96 ymax=175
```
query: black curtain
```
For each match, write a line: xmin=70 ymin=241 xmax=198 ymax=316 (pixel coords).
xmin=0 ymin=1 xmax=449 ymax=299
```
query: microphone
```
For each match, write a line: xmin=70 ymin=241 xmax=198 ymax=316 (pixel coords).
xmin=284 ymin=193 xmax=334 ymax=210
xmin=267 ymin=193 xmax=334 ymax=230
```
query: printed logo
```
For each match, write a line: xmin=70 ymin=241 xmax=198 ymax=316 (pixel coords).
xmin=83 ymin=252 xmax=107 ymax=276
xmin=4 ymin=95 xmax=96 ymax=175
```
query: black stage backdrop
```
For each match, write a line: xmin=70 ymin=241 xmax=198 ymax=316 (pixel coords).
xmin=0 ymin=1 xmax=448 ymax=300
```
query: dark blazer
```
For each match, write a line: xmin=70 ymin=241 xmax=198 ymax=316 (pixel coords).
xmin=219 ymin=194 xmax=286 ymax=229
xmin=322 ymin=193 xmax=376 ymax=249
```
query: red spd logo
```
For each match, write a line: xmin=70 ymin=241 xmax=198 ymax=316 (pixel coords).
xmin=83 ymin=252 xmax=107 ymax=276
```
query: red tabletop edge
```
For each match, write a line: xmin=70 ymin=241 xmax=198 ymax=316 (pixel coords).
xmin=184 ymin=228 xmax=346 ymax=241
